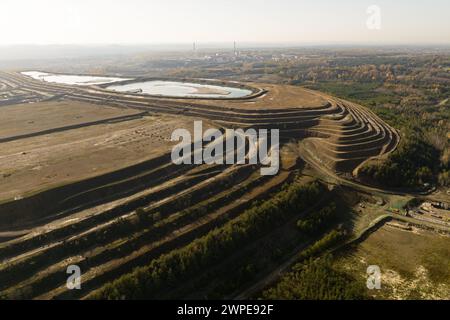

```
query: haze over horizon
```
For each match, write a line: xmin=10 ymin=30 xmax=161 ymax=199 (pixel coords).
xmin=0 ymin=0 xmax=449 ymax=46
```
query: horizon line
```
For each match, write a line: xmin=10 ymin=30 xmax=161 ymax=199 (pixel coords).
xmin=1 ymin=42 xmax=450 ymax=48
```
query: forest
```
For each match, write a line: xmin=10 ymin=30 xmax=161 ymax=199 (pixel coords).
xmin=261 ymin=254 xmax=367 ymax=300
xmin=359 ymin=133 xmax=442 ymax=188
xmin=92 ymin=180 xmax=324 ymax=299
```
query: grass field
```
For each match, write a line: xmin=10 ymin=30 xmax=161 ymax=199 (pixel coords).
xmin=336 ymin=225 xmax=450 ymax=299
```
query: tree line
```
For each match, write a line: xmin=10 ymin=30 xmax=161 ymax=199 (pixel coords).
xmin=92 ymin=180 xmax=324 ymax=299
xmin=297 ymin=202 xmax=337 ymax=236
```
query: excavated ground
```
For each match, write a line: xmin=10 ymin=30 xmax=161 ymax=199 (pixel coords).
xmin=0 ymin=71 xmax=399 ymax=299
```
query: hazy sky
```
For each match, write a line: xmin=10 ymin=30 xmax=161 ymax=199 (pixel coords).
xmin=0 ymin=0 xmax=449 ymax=45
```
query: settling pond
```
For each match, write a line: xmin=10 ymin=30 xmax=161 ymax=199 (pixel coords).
xmin=21 ymin=71 xmax=130 ymax=86
xmin=22 ymin=71 xmax=253 ymax=98
xmin=106 ymin=80 xmax=253 ymax=98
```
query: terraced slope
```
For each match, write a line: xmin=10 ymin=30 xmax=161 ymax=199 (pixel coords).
xmin=0 ymin=71 xmax=399 ymax=173
xmin=0 ymin=71 xmax=399 ymax=299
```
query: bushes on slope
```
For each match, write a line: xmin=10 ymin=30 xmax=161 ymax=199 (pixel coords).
xmin=261 ymin=253 xmax=367 ymax=300
xmin=359 ymin=133 xmax=440 ymax=188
